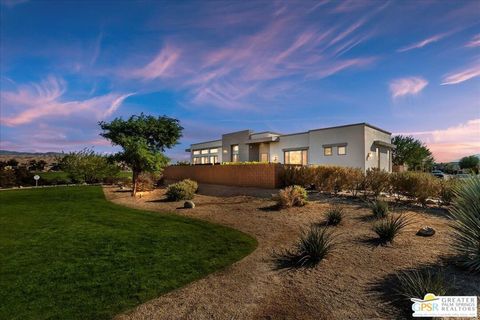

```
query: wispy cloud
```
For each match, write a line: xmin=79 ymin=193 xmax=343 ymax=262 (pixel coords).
xmin=465 ymin=34 xmax=480 ymax=47
xmin=395 ymin=119 xmax=480 ymax=162
xmin=441 ymin=61 xmax=480 ymax=85
xmin=0 ymin=76 xmax=134 ymax=126
xmin=389 ymin=77 xmax=428 ymax=99
xmin=397 ymin=33 xmax=447 ymax=52
xmin=129 ymin=44 xmax=181 ymax=80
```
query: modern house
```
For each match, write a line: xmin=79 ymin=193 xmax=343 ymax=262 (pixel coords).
xmin=186 ymin=123 xmax=395 ymax=172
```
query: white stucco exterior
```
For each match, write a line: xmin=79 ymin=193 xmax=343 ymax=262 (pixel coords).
xmin=187 ymin=123 xmax=395 ymax=172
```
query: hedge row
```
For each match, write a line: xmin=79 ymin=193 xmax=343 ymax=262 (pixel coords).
xmin=281 ymin=165 xmax=462 ymax=206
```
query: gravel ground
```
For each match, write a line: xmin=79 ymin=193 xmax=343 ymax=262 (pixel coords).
xmin=104 ymin=186 xmax=479 ymax=320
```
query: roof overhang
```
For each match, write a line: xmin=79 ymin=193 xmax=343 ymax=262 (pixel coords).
xmin=245 ymin=136 xmax=280 ymax=144
xmin=185 ymin=148 xmax=191 ymax=152
xmin=374 ymin=140 xmax=396 ymax=149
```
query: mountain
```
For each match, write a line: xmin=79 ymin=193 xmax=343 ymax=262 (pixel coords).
xmin=0 ymin=150 xmax=63 ymax=156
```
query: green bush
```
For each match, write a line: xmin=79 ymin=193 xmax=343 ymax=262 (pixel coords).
xmin=439 ymin=178 xmax=461 ymax=206
xmin=274 ymin=225 xmax=335 ymax=268
xmin=0 ymin=169 xmax=16 ymax=188
xmin=166 ymin=179 xmax=198 ymax=201
xmin=277 ymin=185 xmax=308 ymax=208
xmin=395 ymin=269 xmax=449 ymax=300
xmin=325 ymin=206 xmax=344 ymax=226
xmin=370 ymin=200 xmax=389 ymax=219
xmin=373 ymin=214 xmax=410 ymax=244
xmin=390 ymin=172 xmax=440 ymax=205
xmin=449 ymin=177 xmax=480 ymax=272
xmin=60 ymin=148 xmax=120 ymax=183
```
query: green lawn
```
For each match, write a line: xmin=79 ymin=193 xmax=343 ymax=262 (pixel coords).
xmin=0 ymin=186 xmax=256 ymax=320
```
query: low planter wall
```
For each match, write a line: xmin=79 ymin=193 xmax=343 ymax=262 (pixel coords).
xmin=163 ymin=164 xmax=284 ymax=189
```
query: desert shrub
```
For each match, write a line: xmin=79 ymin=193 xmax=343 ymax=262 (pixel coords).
xmin=370 ymin=200 xmax=389 ymax=219
xmin=281 ymin=165 xmax=315 ymax=188
xmin=449 ymin=177 xmax=480 ymax=272
xmin=14 ymin=166 xmax=34 ymax=186
xmin=344 ymin=167 xmax=365 ymax=196
xmin=396 ymin=269 xmax=450 ymax=300
xmin=439 ymin=178 xmax=461 ymax=206
xmin=325 ymin=206 xmax=344 ymax=226
xmin=364 ymin=168 xmax=390 ymax=198
xmin=390 ymin=172 xmax=440 ymax=205
xmin=373 ymin=214 xmax=410 ymax=244
xmin=166 ymin=179 xmax=198 ymax=201
xmin=277 ymin=185 xmax=308 ymax=208
xmin=274 ymin=225 xmax=335 ymax=268
xmin=0 ymin=169 xmax=16 ymax=188
xmin=136 ymin=172 xmax=158 ymax=192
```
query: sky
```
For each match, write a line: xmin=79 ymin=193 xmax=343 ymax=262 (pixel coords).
xmin=1 ymin=0 xmax=479 ymax=163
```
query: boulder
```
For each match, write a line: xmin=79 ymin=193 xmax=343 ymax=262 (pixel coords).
xmin=416 ymin=226 xmax=436 ymax=237
xmin=184 ymin=200 xmax=195 ymax=209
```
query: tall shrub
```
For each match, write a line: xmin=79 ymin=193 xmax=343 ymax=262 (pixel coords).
xmin=364 ymin=168 xmax=390 ymax=198
xmin=449 ymin=177 xmax=480 ymax=272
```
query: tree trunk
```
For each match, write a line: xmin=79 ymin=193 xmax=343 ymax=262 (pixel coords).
xmin=131 ymin=171 xmax=138 ymax=197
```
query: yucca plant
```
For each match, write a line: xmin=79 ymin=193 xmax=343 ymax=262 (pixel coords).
xmin=325 ymin=206 xmax=344 ymax=226
xmin=373 ymin=214 xmax=410 ymax=244
xmin=370 ymin=199 xmax=389 ymax=219
xmin=395 ymin=269 xmax=450 ymax=300
xmin=274 ymin=225 xmax=335 ymax=268
xmin=449 ymin=177 xmax=480 ymax=272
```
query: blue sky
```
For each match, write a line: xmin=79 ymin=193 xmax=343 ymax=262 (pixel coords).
xmin=1 ymin=0 xmax=479 ymax=162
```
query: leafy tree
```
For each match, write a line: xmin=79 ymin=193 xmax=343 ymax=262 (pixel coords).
xmin=60 ymin=149 xmax=120 ymax=183
xmin=391 ymin=135 xmax=434 ymax=171
xmin=459 ymin=155 xmax=479 ymax=174
xmin=6 ymin=158 xmax=19 ymax=168
xmin=99 ymin=113 xmax=183 ymax=196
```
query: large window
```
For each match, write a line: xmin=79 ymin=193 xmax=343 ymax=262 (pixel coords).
xmin=209 ymin=156 xmax=218 ymax=164
xmin=284 ymin=150 xmax=308 ymax=165
xmin=201 ymin=149 xmax=209 ymax=154
xmin=193 ymin=150 xmax=200 ymax=155
xmin=209 ymin=148 xmax=218 ymax=154
xmin=260 ymin=153 xmax=269 ymax=162
xmin=231 ymin=144 xmax=239 ymax=162
xmin=324 ymin=147 xmax=332 ymax=156
xmin=337 ymin=146 xmax=346 ymax=155
xmin=193 ymin=157 xmax=200 ymax=164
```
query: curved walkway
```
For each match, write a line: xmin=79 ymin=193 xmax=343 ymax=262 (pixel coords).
xmin=105 ymin=186 xmax=469 ymax=320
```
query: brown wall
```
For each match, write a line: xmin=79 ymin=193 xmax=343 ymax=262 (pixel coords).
xmin=163 ymin=164 xmax=284 ymax=189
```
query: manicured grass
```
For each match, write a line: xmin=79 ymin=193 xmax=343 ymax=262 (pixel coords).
xmin=0 ymin=186 xmax=256 ymax=320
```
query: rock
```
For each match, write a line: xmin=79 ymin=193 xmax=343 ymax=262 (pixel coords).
xmin=184 ymin=200 xmax=195 ymax=209
xmin=416 ymin=226 xmax=436 ymax=237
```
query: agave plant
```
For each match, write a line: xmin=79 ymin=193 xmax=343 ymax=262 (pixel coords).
xmin=274 ymin=225 xmax=335 ymax=268
xmin=449 ymin=176 xmax=480 ymax=272
xmin=373 ymin=214 xmax=410 ymax=244
xmin=396 ymin=269 xmax=450 ymax=300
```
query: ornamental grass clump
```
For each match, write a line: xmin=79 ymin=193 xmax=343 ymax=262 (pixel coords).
xmin=325 ymin=206 xmax=344 ymax=226
xmin=274 ymin=225 xmax=335 ymax=268
xmin=277 ymin=185 xmax=308 ymax=208
xmin=449 ymin=177 xmax=480 ymax=272
xmin=395 ymin=269 xmax=450 ymax=300
xmin=166 ymin=179 xmax=198 ymax=201
xmin=373 ymin=214 xmax=410 ymax=244
xmin=370 ymin=200 xmax=389 ymax=219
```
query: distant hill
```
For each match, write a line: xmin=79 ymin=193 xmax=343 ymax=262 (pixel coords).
xmin=0 ymin=150 xmax=63 ymax=156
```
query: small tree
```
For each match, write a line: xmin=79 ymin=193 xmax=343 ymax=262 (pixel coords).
xmin=459 ymin=155 xmax=479 ymax=174
xmin=99 ymin=113 xmax=182 ymax=196
xmin=391 ymin=135 xmax=434 ymax=171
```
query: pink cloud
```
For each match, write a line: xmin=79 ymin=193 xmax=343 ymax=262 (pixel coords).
xmin=397 ymin=33 xmax=447 ymax=52
xmin=395 ymin=119 xmax=480 ymax=162
xmin=389 ymin=77 xmax=428 ymax=99
xmin=465 ymin=34 xmax=480 ymax=47
xmin=0 ymin=76 xmax=134 ymax=126
xmin=129 ymin=44 xmax=181 ymax=80
xmin=441 ymin=61 xmax=480 ymax=85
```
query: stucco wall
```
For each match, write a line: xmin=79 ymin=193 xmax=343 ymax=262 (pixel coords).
xmin=364 ymin=126 xmax=392 ymax=171
xmin=222 ymin=130 xmax=251 ymax=162
xmin=269 ymin=133 xmax=309 ymax=163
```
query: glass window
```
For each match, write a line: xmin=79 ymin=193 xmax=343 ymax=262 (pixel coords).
xmin=193 ymin=150 xmax=200 ymax=155
xmin=209 ymin=156 xmax=218 ymax=164
xmin=284 ymin=150 xmax=308 ymax=165
xmin=193 ymin=157 xmax=200 ymax=164
xmin=209 ymin=148 xmax=218 ymax=154
xmin=231 ymin=145 xmax=239 ymax=162
xmin=324 ymin=147 xmax=332 ymax=156
xmin=232 ymin=145 xmax=239 ymax=152
xmin=338 ymin=146 xmax=346 ymax=155
xmin=201 ymin=149 xmax=209 ymax=154
xmin=260 ymin=153 xmax=269 ymax=162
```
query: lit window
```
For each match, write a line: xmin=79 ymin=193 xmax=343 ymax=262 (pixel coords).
xmin=284 ymin=150 xmax=308 ymax=165
xmin=232 ymin=154 xmax=239 ymax=162
xmin=201 ymin=149 xmax=209 ymax=154
xmin=193 ymin=158 xmax=200 ymax=164
xmin=232 ymin=145 xmax=239 ymax=152
xmin=209 ymin=148 xmax=218 ymax=154
xmin=231 ymin=145 xmax=239 ymax=162
xmin=260 ymin=153 xmax=269 ymax=162
xmin=338 ymin=146 xmax=346 ymax=155
xmin=210 ymin=156 xmax=218 ymax=164
xmin=193 ymin=150 xmax=200 ymax=155
xmin=324 ymin=147 xmax=332 ymax=156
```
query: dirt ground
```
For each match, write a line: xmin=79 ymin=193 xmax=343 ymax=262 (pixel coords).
xmin=104 ymin=185 xmax=480 ymax=320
